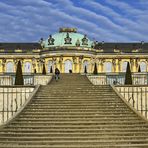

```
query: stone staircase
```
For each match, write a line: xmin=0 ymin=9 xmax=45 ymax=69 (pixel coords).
xmin=0 ymin=74 xmax=148 ymax=147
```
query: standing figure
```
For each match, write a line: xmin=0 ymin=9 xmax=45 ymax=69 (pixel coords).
xmin=55 ymin=68 xmax=60 ymax=81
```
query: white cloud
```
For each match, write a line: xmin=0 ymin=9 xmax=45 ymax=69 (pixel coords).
xmin=0 ymin=0 xmax=147 ymax=42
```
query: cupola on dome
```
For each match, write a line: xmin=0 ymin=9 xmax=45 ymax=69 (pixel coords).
xmin=41 ymin=28 xmax=93 ymax=48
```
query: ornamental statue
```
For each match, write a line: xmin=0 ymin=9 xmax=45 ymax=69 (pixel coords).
xmin=75 ymin=39 xmax=80 ymax=47
xmin=39 ymin=38 xmax=45 ymax=48
xmin=48 ymin=35 xmax=55 ymax=45
xmin=64 ymin=33 xmax=72 ymax=44
xmin=82 ymin=34 xmax=88 ymax=46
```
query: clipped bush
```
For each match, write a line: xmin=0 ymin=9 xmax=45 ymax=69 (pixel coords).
xmin=34 ymin=69 xmax=37 ymax=74
xmin=15 ymin=60 xmax=24 ymax=85
xmin=138 ymin=65 xmax=141 ymax=72
xmin=93 ymin=63 xmax=98 ymax=75
xmin=84 ymin=65 xmax=87 ymax=74
xmin=124 ymin=62 xmax=132 ymax=85
xmin=42 ymin=63 xmax=46 ymax=75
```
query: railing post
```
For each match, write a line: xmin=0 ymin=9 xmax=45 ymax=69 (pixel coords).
xmin=141 ymin=88 xmax=143 ymax=114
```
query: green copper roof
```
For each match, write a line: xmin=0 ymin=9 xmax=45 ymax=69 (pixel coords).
xmin=42 ymin=30 xmax=93 ymax=48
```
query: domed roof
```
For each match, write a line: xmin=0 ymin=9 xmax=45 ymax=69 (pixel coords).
xmin=41 ymin=28 xmax=93 ymax=48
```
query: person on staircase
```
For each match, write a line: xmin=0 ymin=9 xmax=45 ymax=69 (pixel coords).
xmin=55 ymin=68 xmax=60 ymax=81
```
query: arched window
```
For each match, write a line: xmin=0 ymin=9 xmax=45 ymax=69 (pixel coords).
xmin=6 ymin=62 xmax=14 ymax=73
xmin=83 ymin=60 xmax=89 ymax=73
xmin=104 ymin=62 xmax=112 ymax=72
xmin=64 ymin=60 xmax=72 ymax=73
xmin=24 ymin=62 xmax=32 ymax=73
xmin=48 ymin=60 xmax=53 ymax=73
xmin=122 ymin=61 xmax=128 ymax=72
xmin=140 ymin=62 xmax=147 ymax=72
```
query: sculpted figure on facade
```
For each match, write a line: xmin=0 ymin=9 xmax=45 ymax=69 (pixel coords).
xmin=112 ymin=59 xmax=117 ymax=72
xmin=64 ymin=33 xmax=72 ymax=44
xmin=82 ymin=35 xmax=88 ymax=46
xmin=48 ymin=35 xmax=55 ymax=45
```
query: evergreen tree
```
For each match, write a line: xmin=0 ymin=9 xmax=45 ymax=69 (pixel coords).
xmin=50 ymin=66 xmax=53 ymax=73
xmin=124 ymin=62 xmax=132 ymax=85
xmin=34 ymin=69 xmax=37 ymax=74
xmin=15 ymin=60 xmax=24 ymax=85
xmin=42 ymin=63 xmax=46 ymax=75
xmin=93 ymin=63 xmax=98 ymax=75
xmin=138 ymin=65 xmax=141 ymax=72
xmin=84 ymin=65 xmax=87 ymax=74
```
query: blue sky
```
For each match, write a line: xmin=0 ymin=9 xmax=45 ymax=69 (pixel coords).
xmin=0 ymin=0 xmax=148 ymax=42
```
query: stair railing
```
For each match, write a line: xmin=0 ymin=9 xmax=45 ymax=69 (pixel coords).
xmin=0 ymin=85 xmax=40 ymax=125
xmin=112 ymin=85 xmax=148 ymax=120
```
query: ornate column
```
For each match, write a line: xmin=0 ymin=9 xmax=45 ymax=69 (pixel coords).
xmin=13 ymin=59 xmax=18 ymax=72
xmin=97 ymin=59 xmax=101 ymax=73
xmin=59 ymin=56 xmax=63 ymax=73
xmin=135 ymin=58 xmax=139 ymax=72
xmin=32 ymin=57 xmax=36 ymax=73
xmin=2 ymin=58 xmax=6 ymax=73
xmin=112 ymin=59 xmax=117 ymax=72
xmin=90 ymin=57 xmax=95 ymax=73
xmin=117 ymin=58 xmax=121 ymax=72
xmin=37 ymin=58 xmax=44 ymax=73
xmin=100 ymin=58 xmax=105 ymax=72
xmin=146 ymin=59 xmax=148 ymax=72
xmin=52 ymin=57 xmax=57 ymax=70
xmin=79 ymin=56 xmax=83 ymax=73
xmin=72 ymin=56 xmax=77 ymax=73
xmin=130 ymin=58 xmax=134 ymax=72
xmin=37 ymin=59 xmax=40 ymax=73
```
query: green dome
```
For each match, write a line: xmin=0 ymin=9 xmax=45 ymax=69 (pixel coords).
xmin=42 ymin=28 xmax=93 ymax=48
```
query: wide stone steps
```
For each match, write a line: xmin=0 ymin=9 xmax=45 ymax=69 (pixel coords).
xmin=0 ymin=139 xmax=148 ymax=145
xmin=1 ymin=144 xmax=148 ymax=148
xmin=6 ymin=125 xmax=148 ymax=130
xmin=0 ymin=136 xmax=148 ymax=141
xmin=12 ymin=121 xmax=145 ymax=125
xmin=22 ymin=108 xmax=132 ymax=112
xmin=29 ymin=99 xmax=125 ymax=103
xmin=1 ymin=128 xmax=148 ymax=133
xmin=1 ymin=132 xmax=148 ymax=137
xmin=14 ymin=117 xmax=140 ymax=121
xmin=34 ymin=96 xmax=118 ymax=99
xmin=29 ymin=103 xmax=125 ymax=106
xmin=14 ymin=118 xmax=144 ymax=122
xmin=0 ymin=74 xmax=148 ymax=147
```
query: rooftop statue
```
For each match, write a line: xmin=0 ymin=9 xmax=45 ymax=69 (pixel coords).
xmin=48 ymin=35 xmax=55 ymax=45
xmin=64 ymin=32 xmax=72 ymax=44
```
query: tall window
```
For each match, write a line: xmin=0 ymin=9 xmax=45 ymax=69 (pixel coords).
xmin=6 ymin=62 xmax=14 ymax=73
xmin=104 ymin=62 xmax=112 ymax=72
xmin=83 ymin=60 xmax=89 ymax=73
xmin=140 ymin=62 xmax=147 ymax=72
xmin=24 ymin=62 xmax=32 ymax=73
xmin=122 ymin=61 xmax=128 ymax=72
xmin=64 ymin=60 xmax=72 ymax=73
xmin=48 ymin=60 xmax=53 ymax=73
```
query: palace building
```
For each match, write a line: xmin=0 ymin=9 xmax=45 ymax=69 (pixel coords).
xmin=0 ymin=27 xmax=148 ymax=74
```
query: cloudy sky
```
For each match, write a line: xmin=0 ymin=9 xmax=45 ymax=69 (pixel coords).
xmin=0 ymin=0 xmax=148 ymax=42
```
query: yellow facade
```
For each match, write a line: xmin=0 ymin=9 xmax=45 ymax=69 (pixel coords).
xmin=0 ymin=28 xmax=147 ymax=74
xmin=0 ymin=55 xmax=147 ymax=74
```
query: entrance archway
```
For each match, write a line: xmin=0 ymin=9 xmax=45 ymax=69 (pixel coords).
xmin=83 ymin=60 xmax=89 ymax=73
xmin=64 ymin=60 xmax=72 ymax=73
xmin=47 ymin=60 xmax=53 ymax=73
